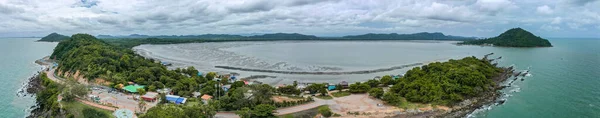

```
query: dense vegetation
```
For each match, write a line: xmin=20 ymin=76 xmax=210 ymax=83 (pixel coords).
xmin=382 ymin=56 xmax=503 ymax=105
xmin=38 ymin=33 xmax=70 ymax=42
xmin=459 ymin=28 xmax=552 ymax=47
xmin=342 ymin=32 xmax=475 ymax=40
xmin=50 ymin=34 xmax=313 ymax=117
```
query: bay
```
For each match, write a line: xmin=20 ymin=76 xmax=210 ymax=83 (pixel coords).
xmin=134 ymin=39 xmax=600 ymax=117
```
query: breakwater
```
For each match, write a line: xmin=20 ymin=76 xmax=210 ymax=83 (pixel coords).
xmin=215 ymin=63 xmax=423 ymax=75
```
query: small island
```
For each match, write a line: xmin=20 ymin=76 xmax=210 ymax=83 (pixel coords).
xmin=38 ymin=33 xmax=70 ymax=42
xmin=459 ymin=28 xmax=552 ymax=47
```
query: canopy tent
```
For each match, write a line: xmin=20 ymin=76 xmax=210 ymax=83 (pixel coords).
xmin=123 ymin=85 xmax=145 ymax=93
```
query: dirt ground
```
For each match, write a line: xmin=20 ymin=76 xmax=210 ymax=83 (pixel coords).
xmin=272 ymin=96 xmax=304 ymax=103
xmin=328 ymin=94 xmax=401 ymax=117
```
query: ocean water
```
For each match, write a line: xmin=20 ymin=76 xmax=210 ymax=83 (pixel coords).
xmin=0 ymin=38 xmax=57 ymax=117
xmin=135 ymin=39 xmax=600 ymax=117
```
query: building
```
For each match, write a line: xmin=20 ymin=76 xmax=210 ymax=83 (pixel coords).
xmin=222 ymin=85 xmax=231 ymax=92
xmin=339 ymin=81 xmax=349 ymax=88
xmin=192 ymin=92 xmax=202 ymax=98
xmin=123 ymin=85 xmax=145 ymax=93
xmin=327 ymin=85 xmax=337 ymax=91
xmin=141 ymin=92 xmax=159 ymax=102
xmin=200 ymin=94 xmax=213 ymax=104
xmin=296 ymin=84 xmax=307 ymax=90
xmin=165 ymin=95 xmax=187 ymax=104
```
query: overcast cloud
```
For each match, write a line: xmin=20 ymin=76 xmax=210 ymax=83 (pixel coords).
xmin=0 ymin=0 xmax=599 ymax=38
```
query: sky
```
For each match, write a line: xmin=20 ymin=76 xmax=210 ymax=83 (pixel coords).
xmin=0 ymin=0 xmax=599 ymax=38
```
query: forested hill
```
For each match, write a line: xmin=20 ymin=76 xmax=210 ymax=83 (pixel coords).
xmin=342 ymin=32 xmax=476 ymax=40
xmin=459 ymin=28 xmax=552 ymax=47
xmin=38 ymin=33 xmax=70 ymax=42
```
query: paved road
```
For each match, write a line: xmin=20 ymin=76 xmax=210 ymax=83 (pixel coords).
xmin=215 ymin=97 xmax=335 ymax=118
xmin=47 ymin=68 xmax=328 ymax=118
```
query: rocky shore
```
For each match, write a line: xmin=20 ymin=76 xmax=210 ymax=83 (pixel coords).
xmin=18 ymin=73 xmax=49 ymax=118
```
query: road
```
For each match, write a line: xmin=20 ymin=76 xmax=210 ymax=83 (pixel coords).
xmin=47 ymin=68 xmax=329 ymax=118
xmin=45 ymin=68 xmax=144 ymax=117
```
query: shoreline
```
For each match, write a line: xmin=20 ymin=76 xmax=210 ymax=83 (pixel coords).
xmin=214 ymin=63 xmax=423 ymax=75
xmin=25 ymin=53 xmax=521 ymax=118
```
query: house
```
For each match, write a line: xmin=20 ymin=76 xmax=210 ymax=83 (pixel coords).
xmin=200 ymin=94 xmax=213 ymax=104
xmin=222 ymin=85 xmax=231 ymax=92
xmin=157 ymin=88 xmax=172 ymax=94
xmin=296 ymin=84 xmax=307 ymax=90
xmin=165 ymin=95 xmax=187 ymax=104
xmin=141 ymin=92 xmax=159 ymax=102
xmin=192 ymin=92 xmax=202 ymax=98
xmin=161 ymin=62 xmax=172 ymax=66
xmin=339 ymin=81 xmax=349 ymax=88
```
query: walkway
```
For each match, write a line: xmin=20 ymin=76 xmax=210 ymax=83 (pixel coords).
xmin=76 ymin=98 xmax=117 ymax=111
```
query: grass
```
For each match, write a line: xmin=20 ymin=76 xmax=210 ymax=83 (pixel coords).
xmin=278 ymin=105 xmax=325 ymax=118
xmin=185 ymin=101 xmax=200 ymax=106
xmin=62 ymin=101 xmax=114 ymax=118
xmin=331 ymin=91 xmax=351 ymax=97
xmin=315 ymin=95 xmax=333 ymax=100
xmin=395 ymin=97 xmax=428 ymax=109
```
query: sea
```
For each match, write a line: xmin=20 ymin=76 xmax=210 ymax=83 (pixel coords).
xmin=0 ymin=38 xmax=57 ymax=118
xmin=1 ymin=38 xmax=599 ymax=117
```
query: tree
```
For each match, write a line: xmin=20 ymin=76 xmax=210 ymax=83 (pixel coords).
xmin=277 ymin=85 xmax=301 ymax=95
xmin=148 ymin=85 xmax=157 ymax=91
xmin=70 ymin=84 xmax=89 ymax=97
xmin=382 ymin=92 xmax=402 ymax=106
xmin=349 ymin=82 xmax=371 ymax=93
xmin=319 ymin=88 xmax=328 ymax=96
xmin=137 ymin=88 xmax=147 ymax=96
xmin=82 ymin=108 xmax=109 ymax=118
xmin=252 ymin=104 xmax=276 ymax=117
xmin=231 ymin=81 xmax=245 ymax=89
xmin=235 ymin=107 xmax=252 ymax=118
xmin=205 ymin=72 xmax=217 ymax=80
xmin=368 ymin=88 xmax=384 ymax=99
xmin=305 ymin=83 xmax=324 ymax=94
xmin=220 ymin=77 xmax=229 ymax=85
xmin=139 ymin=99 xmax=147 ymax=112
xmin=366 ymin=79 xmax=380 ymax=87
xmin=380 ymin=75 xmax=395 ymax=85
xmin=318 ymin=106 xmax=333 ymax=117
xmin=141 ymin=104 xmax=186 ymax=118
xmin=183 ymin=104 xmax=216 ymax=118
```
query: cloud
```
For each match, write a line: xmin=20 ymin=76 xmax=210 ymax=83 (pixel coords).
xmin=0 ymin=3 xmax=24 ymax=14
xmin=551 ymin=17 xmax=562 ymax=24
xmin=0 ymin=0 xmax=599 ymax=38
xmin=536 ymin=5 xmax=554 ymax=15
xmin=568 ymin=0 xmax=599 ymax=6
xmin=474 ymin=0 xmax=516 ymax=15
xmin=541 ymin=24 xmax=561 ymax=31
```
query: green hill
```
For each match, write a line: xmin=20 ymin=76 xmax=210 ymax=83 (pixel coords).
xmin=460 ymin=28 xmax=552 ymax=47
xmin=38 ymin=33 xmax=70 ymax=42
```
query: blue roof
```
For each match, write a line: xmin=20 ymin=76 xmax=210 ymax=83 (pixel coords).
xmin=166 ymin=96 xmax=179 ymax=102
xmin=197 ymin=72 xmax=203 ymax=76
xmin=175 ymin=98 xmax=185 ymax=104
xmin=328 ymin=85 xmax=336 ymax=91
